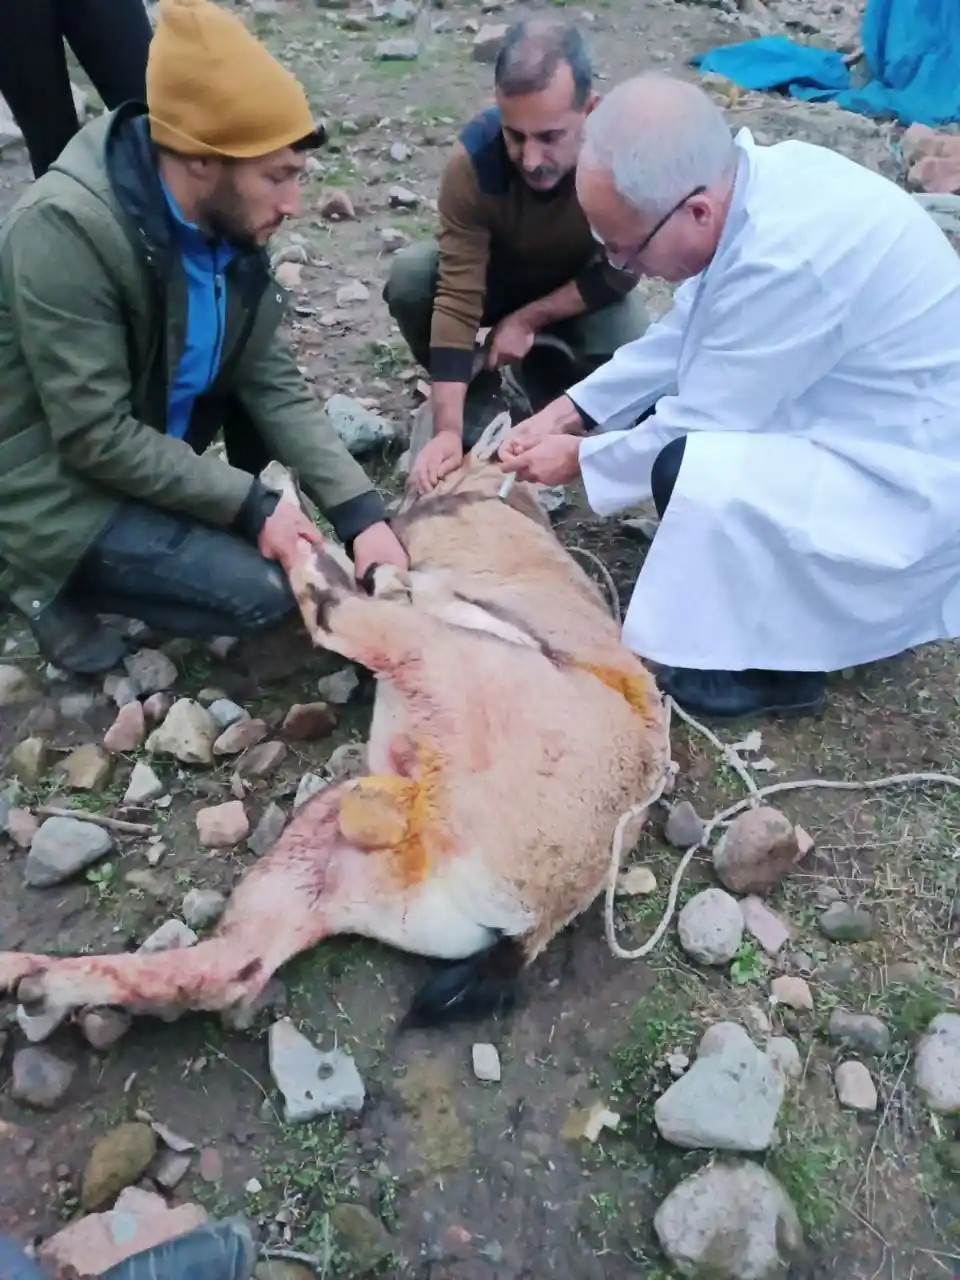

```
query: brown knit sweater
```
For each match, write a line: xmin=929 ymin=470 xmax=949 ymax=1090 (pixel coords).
xmin=430 ymin=107 xmax=636 ymax=384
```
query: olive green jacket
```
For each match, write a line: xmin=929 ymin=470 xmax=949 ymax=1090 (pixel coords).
xmin=0 ymin=105 xmax=386 ymax=619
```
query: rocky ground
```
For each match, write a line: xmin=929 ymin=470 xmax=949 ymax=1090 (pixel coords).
xmin=2 ymin=1 xmax=960 ymax=1277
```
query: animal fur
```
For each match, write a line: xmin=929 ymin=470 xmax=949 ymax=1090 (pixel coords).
xmin=0 ymin=417 xmax=670 ymax=1028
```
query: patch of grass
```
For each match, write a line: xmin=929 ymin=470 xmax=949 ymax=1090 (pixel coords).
xmin=610 ymin=979 xmax=700 ymax=1115
xmin=729 ymin=939 xmax=766 ymax=987
xmin=873 ymin=979 xmax=949 ymax=1046
xmin=767 ymin=1098 xmax=860 ymax=1241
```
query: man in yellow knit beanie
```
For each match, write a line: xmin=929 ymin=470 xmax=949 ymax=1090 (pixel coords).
xmin=0 ymin=0 xmax=407 ymax=674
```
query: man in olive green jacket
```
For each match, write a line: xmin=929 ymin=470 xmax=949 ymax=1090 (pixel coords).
xmin=0 ymin=0 xmax=407 ymax=674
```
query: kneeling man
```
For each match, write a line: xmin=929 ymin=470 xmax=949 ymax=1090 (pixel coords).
xmin=501 ymin=73 xmax=960 ymax=720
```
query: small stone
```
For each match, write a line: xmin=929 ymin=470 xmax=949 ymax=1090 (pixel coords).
xmin=138 ymin=919 xmax=198 ymax=954
xmin=106 ymin=675 xmax=141 ymax=709
xmin=10 ymin=736 xmax=48 ymax=785
xmin=827 ymin=1009 xmax=891 ymax=1056
xmin=4 ymin=807 xmax=38 ymax=849
xmin=618 ymin=865 xmax=657 ymax=895
xmin=815 ymin=883 xmax=842 ymax=907
xmin=79 ymin=1007 xmax=132 ymax=1051
xmin=329 ymin=1203 xmax=393 ymax=1273
xmin=0 ymin=663 xmax=34 ymax=706
xmin=0 ymin=780 xmax=21 ymax=829
xmin=182 ymin=888 xmax=226 ymax=928
xmin=767 ymin=1036 xmax=802 ymax=1083
xmin=388 ymin=184 xmax=419 ymax=208
xmin=713 ymin=805 xmax=799 ymax=895
xmin=197 ymin=686 xmax=227 ymax=705
xmin=123 ymin=761 xmax=165 ymax=806
xmin=819 ymin=901 xmax=874 ymax=941
xmin=11 ymin=1047 xmax=76 ymax=1109
xmin=275 ymin=261 xmax=302 ymax=289
xmin=374 ymin=36 xmax=419 ymax=59
xmin=237 ymin=740 xmax=287 ymax=780
xmin=916 ymin=1013 xmax=960 ymax=1113
xmin=268 ymin=1019 xmax=365 ymax=1123
xmin=835 ymin=1061 xmax=877 ymax=1112
xmin=198 ymin=1147 xmax=224 ymax=1183
xmin=326 ymin=742 xmax=367 ymax=780
xmin=142 ymin=692 xmax=172 ymax=723
xmin=677 ymin=888 xmax=744 ymax=965
xmin=81 ymin=1123 xmax=158 ymax=1210
xmin=666 ymin=1052 xmax=690 ymax=1078
xmin=153 ymin=1151 xmax=192 ymax=1190
xmin=146 ymin=841 xmax=167 ymax=866
xmin=654 ymin=1022 xmax=784 ymax=1152
xmin=664 ymin=800 xmax=704 ymax=848
xmin=60 ymin=743 xmax=113 ymax=791
xmin=124 ymin=649 xmax=177 ymax=695
xmin=325 ymin=394 xmax=397 ymax=454
xmin=25 ymin=816 xmax=113 ymax=887
xmin=740 ymin=896 xmax=792 ymax=955
xmin=208 ymin=699 xmax=248 ymax=731
xmin=389 ymin=140 xmax=412 ymax=162
xmin=472 ymin=22 xmax=508 ymax=61
xmin=294 ymin=772 xmax=327 ymax=808
xmin=283 ymin=702 xmax=338 ymax=741
xmin=249 ymin=803 xmax=287 ymax=855
xmin=319 ymin=189 xmax=356 ymax=220
xmin=17 ymin=1003 xmax=70 ymax=1044
xmin=214 ymin=718 xmax=267 ymax=756
xmin=104 ymin=701 xmax=146 ymax=753
xmin=124 ymin=868 xmax=169 ymax=897
xmin=208 ymin=636 xmax=239 ymax=660
xmin=316 ymin=667 xmax=360 ymax=705
xmin=654 ymin=1162 xmax=802 ymax=1278
xmin=379 ymin=226 xmax=408 ymax=252
xmin=59 ymin=691 xmax=99 ymax=719
xmin=146 ymin=699 xmax=217 ymax=765
xmin=336 ymin=279 xmax=370 ymax=305
xmin=472 ymin=1043 xmax=501 ymax=1082
xmin=197 ymin=801 xmax=249 ymax=848
xmin=771 ymin=975 xmax=813 ymax=1012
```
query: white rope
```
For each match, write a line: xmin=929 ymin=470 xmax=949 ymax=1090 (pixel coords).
xmin=566 ymin=544 xmax=622 ymax=621
xmin=603 ymin=694 xmax=960 ymax=961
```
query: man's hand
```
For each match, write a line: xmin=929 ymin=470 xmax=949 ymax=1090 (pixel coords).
xmin=500 ymin=434 xmax=582 ymax=486
xmin=486 ymin=312 xmax=536 ymax=369
xmin=258 ymin=502 xmax=325 ymax=574
xmin=352 ymin=521 xmax=409 ymax=581
xmin=409 ymin=431 xmax=463 ymax=495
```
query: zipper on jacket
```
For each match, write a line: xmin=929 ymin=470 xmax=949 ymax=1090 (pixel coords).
xmin=210 ymin=247 xmax=225 ymax=388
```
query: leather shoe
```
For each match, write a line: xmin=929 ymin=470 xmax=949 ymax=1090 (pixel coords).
xmin=25 ymin=598 xmax=128 ymax=675
xmin=657 ymin=666 xmax=827 ymax=721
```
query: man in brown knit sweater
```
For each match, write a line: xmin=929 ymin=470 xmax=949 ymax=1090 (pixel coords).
xmin=384 ymin=20 xmax=649 ymax=493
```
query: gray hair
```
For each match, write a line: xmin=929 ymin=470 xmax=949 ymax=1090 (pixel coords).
xmin=582 ymin=73 xmax=737 ymax=217
xmin=495 ymin=21 xmax=593 ymax=110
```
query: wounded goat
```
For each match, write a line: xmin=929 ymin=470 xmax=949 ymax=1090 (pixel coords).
xmin=0 ymin=417 xmax=671 ymax=1028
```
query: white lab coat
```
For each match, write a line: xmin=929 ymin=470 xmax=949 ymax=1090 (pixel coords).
xmin=572 ymin=128 xmax=960 ymax=673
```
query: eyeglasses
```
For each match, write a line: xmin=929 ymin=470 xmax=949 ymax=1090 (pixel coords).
xmin=595 ymin=185 xmax=707 ymax=273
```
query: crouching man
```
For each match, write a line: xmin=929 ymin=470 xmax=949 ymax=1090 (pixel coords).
xmin=0 ymin=0 xmax=406 ymax=675
xmin=383 ymin=19 xmax=649 ymax=495
xmin=501 ymin=73 xmax=960 ymax=721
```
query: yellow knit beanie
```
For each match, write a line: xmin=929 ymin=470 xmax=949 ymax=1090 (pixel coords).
xmin=147 ymin=0 xmax=321 ymax=158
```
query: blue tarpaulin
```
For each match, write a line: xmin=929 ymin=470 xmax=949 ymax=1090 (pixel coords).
xmin=692 ymin=0 xmax=960 ymax=127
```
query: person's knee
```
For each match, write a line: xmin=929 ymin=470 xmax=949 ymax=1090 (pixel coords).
xmin=651 ymin=437 xmax=687 ymax=518
xmin=383 ymin=241 xmax=439 ymax=321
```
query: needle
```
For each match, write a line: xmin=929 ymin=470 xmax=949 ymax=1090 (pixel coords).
xmin=498 ymin=473 xmax=517 ymax=501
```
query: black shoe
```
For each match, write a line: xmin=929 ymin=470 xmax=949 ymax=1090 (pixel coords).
xmin=657 ymin=666 xmax=827 ymax=721
xmin=25 ymin=598 xmax=128 ymax=675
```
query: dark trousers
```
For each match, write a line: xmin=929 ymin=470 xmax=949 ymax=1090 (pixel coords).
xmin=0 ymin=0 xmax=152 ymax=179
xmin=67 ymin=409 xmax=298 ymax=638
xmin=650 ymin=436 xmax=686 ymax=518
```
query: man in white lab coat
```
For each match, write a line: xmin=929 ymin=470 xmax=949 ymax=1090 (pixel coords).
xmin=500 ymin=72 xmax=960 ymax=721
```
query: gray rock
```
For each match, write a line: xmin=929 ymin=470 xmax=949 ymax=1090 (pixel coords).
xmin=181 ymin=888 xmax=226 ymax=929
xmin=767 ymin=1036 xmax=802 ymax=1083
xmin=665 ymin=800 xmax=705 ymax=849
xmin=59 ymin=691 xmax=99 ymax=719
xmin=138 ymin=919 xmax=198 ymax=954
xmin=25 ymin=816 xmax=114 ymax=887
xmin=325 ymin=394 xmax=398 ymax=455
xmin=654 ymin=1023 xmax=784 ymax=1152
xmin=835 ymin=1061 xmax=877 ymax=1112
xmin=654 ymin=1161 xmax=802 ymax=1279
xmin=472 ymin=1043 xmax=501 ymax=1082
xmin=316 ymin=667 xmax=360 ymax=705
xmin=124 ymin=648 xmax=177 ymax=695
xmin=122 ymin=761 xmax=165 ymax=806
xmin=326 ymin=742 xmax=368 ymax=780
xmin=0 ymin=663 xmax=34 ymax=707
xmin=374 ymin=36 xmax=419 ymax=58
xmin=79 ymin=1007 xmax=132 ymax=1051
xmin=819 ymin=901 xmax=874 ymax=941
xmin=0 ymin=781 xmax=21 ymax=831
xmin=208 ymin=699 xmax=248 ymax=731
xmin=268 ymin=1019 xmax=365 ymax=1123
xmin=294 ymin=772 xmax=328 ymax=809
xmin=677 ymin=888 xmax=744 ymax=965
xmin=472 ymin=22 xmax=507 ymax=61
xmin=248 ymin=803 xmax=287 ymax=855
xmin=11 ymin=1047 xmax=76 ymax=1109
xmin=146 ymin=698 xmax=217 ymax=765
xmin=915 ymin=1013 xmax=960 ymax=1113
xmin=388 ymin=184 xmax=419 ymax=208
xmin=330 ymin=1203 xmax=393 ymax=1273
xmin=17 ymin=1002 xmax=70 ymax=1044
xmin=827 ymin=1009 xmax=891 ymax=1056
xmin=740 ymin=897 xmax=791 ymax=956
